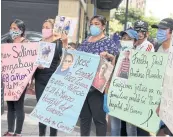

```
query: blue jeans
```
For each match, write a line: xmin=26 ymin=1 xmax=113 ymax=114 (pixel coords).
xmin=110 ymin=116 xmax=137 ymax=136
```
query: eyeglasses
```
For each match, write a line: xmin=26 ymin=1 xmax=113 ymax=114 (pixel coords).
xmin=63 ymin=60 xmax=72 ymax=63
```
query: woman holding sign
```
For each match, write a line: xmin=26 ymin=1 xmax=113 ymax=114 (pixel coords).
xmin=3 ymin=19 xmax=29 ymax=136
xmin=34 ymin=18 xmax=63 ymax=136
xmin=75 ymin=15 xmax=120 ymax=136
xmin=101 ymin=29 xmax=139 ymax=136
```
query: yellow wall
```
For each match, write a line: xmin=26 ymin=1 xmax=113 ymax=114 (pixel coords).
xmin=58 ymin=0 xmax=80 ymax=17
xmin=58 ymin=0 xmax=80 ymax=43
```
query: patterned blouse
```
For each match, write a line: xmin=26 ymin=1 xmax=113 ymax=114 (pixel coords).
xmin=77 ymin=37 xmax=120 ymax=56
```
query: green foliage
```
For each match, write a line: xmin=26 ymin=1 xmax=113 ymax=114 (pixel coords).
xmin=113 ymin=7 xmax=144 ymax=24
xmin=141 ymin=16 xmax=159 ymax=38
xmin=112 ymin=7 xmax=160 ymax=38
xmin=109 ymin=19 xmax=123 ymax=34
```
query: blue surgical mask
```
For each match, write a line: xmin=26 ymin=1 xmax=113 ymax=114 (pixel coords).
xmin=156 ymin=29 xmax=167 ymax=44
xmin=9 ymin=30 xmax=22 ymax=40
xmin=90 ymin=25 xmax=102 ymax=36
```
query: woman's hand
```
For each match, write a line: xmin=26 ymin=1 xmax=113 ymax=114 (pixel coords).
xmin=100 ymin=52 xmax=116 ymax=65
xmin=156 ymin=104 xmax=160 ymax=117
xmin=61 ymin=32 xmax=68 ymax=49
xmin=100 ymin=51 xmax=108 ymax=58
xmin=100 ymin=52 xmax=115 ymax=60
xmin=38 ymin=65 xmax=44 ymax=69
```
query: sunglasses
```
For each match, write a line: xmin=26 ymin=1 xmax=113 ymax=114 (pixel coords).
xmin=135 ymin=28 xmax=147 ymax=32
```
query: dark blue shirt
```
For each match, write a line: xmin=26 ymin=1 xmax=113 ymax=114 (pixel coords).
xmin=55 ymin=67 xmax=70 ymax=76
xmin=77 ymin=37 xmax=120 ymax=56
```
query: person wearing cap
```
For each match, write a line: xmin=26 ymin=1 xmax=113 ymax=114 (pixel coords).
xmin=133 ymin=20 xmax=156 ymax=136
xmin=152 ymin=18 xmax=173 ymax=136
xmin=120 ymin=29 xmax=138 ymax=51
xmin=134 ymin=20 xmax=155 ymax=52
xmin=100 ymin=29 xmax=138 ymax=136
xmin=152 ymin=18 xmax=173 ymax=53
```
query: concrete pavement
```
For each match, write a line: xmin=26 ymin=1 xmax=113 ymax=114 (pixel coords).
xmin=1 ymin=111 xmax=97 ymax=136
xmin=2 ymin=94 xmax=110 ymax=136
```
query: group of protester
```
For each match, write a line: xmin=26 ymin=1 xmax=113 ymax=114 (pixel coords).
xmin=2 ymin=14 xmax=173 ymax=137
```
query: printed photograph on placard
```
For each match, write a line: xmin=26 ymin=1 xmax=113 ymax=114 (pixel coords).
xmin=30 ymin=48 xmax=100 ymax=133
xmin=92 ymin=58 xmax=114 ymax=93
xmin=35 ymin=42 xmax=56 ymax=68
xmin=116 ymin=50 xmax=131 ymax=79
xmin=55 ymin=50 xmax=74 ymax=76
xmin=54 ymin=16 xmax=77 ymax=37
xmin=54 ymin=16 xmax=66 ymax=34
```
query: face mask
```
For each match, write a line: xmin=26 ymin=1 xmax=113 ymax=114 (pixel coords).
xmin=120 ymin=40 xmax=134 ymax=51
xmin=157 ymin=29 xmax=167 ymax=44
xmin=9 ymin=30 xmax=22 ymax=40
xmin=90 ymin=25 xmax=102 ymax=36
xmin=42 ymin=29 xmax=53 ymax=38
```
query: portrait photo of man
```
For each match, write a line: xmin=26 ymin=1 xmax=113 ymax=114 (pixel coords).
xmin=55 ymin=52 xmax=74 ymax=76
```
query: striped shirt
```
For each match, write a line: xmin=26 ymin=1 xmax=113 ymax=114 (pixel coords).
xmin=136 ymin=39 xmax=154 ymax=52
xmin=121 ymin=58 xmax=130 ymax=72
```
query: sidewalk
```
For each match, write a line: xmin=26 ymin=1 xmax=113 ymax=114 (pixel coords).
xmin=2 ymin=94 xmax=108 ymax=136
xmin=1 ymin=111 xmax=82 ymax=136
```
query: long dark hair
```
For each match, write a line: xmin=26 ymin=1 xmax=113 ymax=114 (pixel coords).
xmin=6 ymin=19 xmax=26 ymax=43
xmin=10 ymin=19 xmax=26 ymax=37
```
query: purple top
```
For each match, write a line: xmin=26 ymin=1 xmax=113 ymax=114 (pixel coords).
xmin=77 ymin=37 xmax=120 ymax=56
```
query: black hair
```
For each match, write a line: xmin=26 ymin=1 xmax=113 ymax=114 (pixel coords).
xmin=90 ymin=15 xmax=107 ymax=26
xmin=68 ymin=42 xmax=76 ymax=49
xmin=10 ymin=19 xmax=26 ymax=37
xmin=63 ymin=52 xmax=74 ymax=62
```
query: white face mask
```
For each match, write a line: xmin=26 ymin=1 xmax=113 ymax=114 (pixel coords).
xmin=120 ymin=40 xmax=134 ymax=51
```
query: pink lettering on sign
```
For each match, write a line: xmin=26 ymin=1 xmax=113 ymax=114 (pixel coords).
xmin=1 ymin=43 xmax=39 ymax=101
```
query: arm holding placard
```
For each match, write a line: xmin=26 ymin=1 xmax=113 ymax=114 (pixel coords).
xmin=103 ymin=82 xmax=110 ymax=113
xmin=100 ymin=52 xmax=116 ymax=65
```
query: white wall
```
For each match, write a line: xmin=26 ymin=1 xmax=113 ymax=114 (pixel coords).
xmin=145 ymin=0 xmax=173 ymax=19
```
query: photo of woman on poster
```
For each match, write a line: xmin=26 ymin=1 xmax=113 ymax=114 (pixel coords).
xmin=93 ymin=63 xmax=108 ymax=91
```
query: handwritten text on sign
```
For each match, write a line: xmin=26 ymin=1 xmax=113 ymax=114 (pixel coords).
xmin=1 ymin=43 xmax=38 ymax=101
xmin=108 ymin=50 xmax=168 ymax=133
xmin=30 ymin=49 xmax=100 ymax=133
xmin=160 ymin=52 xmax=173 ymax=134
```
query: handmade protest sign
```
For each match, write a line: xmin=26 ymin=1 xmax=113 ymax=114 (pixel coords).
xmin=1 ymin=43 xmax=38 ymax=101
xmin=54 ymin=16 xmax=77 ymax=37
xmin=159 ymin=52 xmax=173 ymax=134
xmin=108 ymin=50 xmax=168 ymax=134
xmin=30 ymin=49 xmax=100 ymax=133
xmin=35 ymin=42 xmax=56 ymax=68
xmin=92 ymin=58 xmax=114 ymax=93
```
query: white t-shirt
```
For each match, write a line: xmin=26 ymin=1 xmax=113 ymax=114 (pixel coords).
xmin=136 ymin=39 xmax=155 ymax=52
xmin=157 ymin=45 xmax=173 ymax=53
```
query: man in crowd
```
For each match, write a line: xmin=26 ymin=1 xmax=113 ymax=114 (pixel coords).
xmin=152 ymin=17 xmax=173 ymax=136
xmin=133 ymin=20 xmax=155 ymax=136
xmin=134 ymin=20 xmax=155 ymax=52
